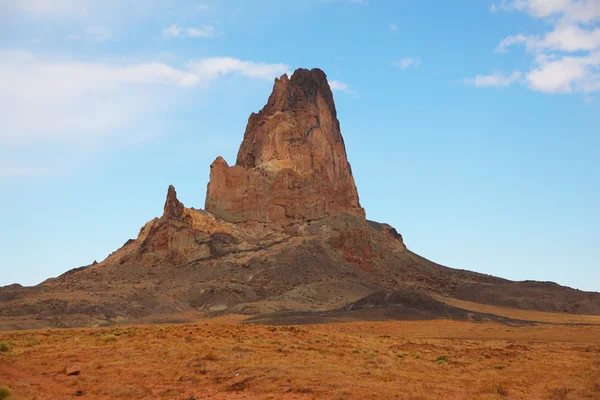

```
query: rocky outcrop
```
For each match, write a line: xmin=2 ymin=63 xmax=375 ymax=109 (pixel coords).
xmin=205 ymin=68 xmax=365 ymax=224
xmin=163 ymin=185 xmax=184 ymax=218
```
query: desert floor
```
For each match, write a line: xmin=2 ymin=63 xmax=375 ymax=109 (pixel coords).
xmin=1 ymin=316 xmax=599 ymax=400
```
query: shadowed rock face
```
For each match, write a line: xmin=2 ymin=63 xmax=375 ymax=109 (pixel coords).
xmin=163 ymin=185 xmax=184 ymax=218
xmin=205 ymin=68 xmax=365 ymax=224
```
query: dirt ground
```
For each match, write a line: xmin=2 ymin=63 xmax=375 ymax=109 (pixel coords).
xmin=1 ymin=316 xmax=599 ymax=400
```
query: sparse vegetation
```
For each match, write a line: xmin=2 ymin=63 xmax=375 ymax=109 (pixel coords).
xmin=483 ymin=382 xmax=510 ymax=397
xmin=102 ymin=334 xmax=117 ymax=343
xmin=0 ymin=342 xmax=12 ymax=352
xmin=203 ymin=351 xmax=218 ymax=361
xmin=0 ymin=386 xmax=11 ymax=400
xmin=0 ymin=319 xmax=597 ymax=400
xmin=548 ymin=386 xmax=575 ymax=400
xmin=482 ymin=352 xmax=492 ymax=359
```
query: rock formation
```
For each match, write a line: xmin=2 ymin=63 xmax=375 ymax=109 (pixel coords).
xmin=205 ymin=68 xmax=365 ymax=224
xmin=1 ymin=67 xmax=599 ymax=331
xmin=163 ymin=185 xmax=184 ymax=219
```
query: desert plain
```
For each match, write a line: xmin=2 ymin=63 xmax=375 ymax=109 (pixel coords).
xmin=1 ymin=312 xmax=599 ymax=400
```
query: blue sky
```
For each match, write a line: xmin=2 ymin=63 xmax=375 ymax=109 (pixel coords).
xmin=0 ymin=0 xmax=598 ymax=291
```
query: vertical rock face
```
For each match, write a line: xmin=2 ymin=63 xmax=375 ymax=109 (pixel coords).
xmin=164 ymin=185 xmax=184 ymax=219
xmin=205 ymin=68 xmax=365 ymax=224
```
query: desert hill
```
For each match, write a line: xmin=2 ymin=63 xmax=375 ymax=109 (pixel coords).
xmin=1 ymin=68 xmax=599 ymax=330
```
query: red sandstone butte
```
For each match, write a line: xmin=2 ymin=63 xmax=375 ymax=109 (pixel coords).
xmin=205 ymin=68 xmax=365 ymax=224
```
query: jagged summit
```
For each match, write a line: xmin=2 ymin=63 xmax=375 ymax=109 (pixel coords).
xmin=163 ymin=185 xmax=184 ymax=218
xmin=205 ymin=67 xmax=365 ymax=224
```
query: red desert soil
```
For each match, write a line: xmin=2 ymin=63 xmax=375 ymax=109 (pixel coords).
xmin=1 ymin=317 xmax=599 ymax=400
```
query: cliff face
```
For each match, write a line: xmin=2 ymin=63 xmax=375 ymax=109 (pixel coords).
xmin=205 ymin=68 xmax=365 ymax=224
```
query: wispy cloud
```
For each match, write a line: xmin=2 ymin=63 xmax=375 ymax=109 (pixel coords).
xmin=329 ymin=80 xmax=357 ymax=96
xmin=187 ymin=57 xmax=289 ymax=81
xmin=329 ymin=80 xmax=349 ymax=91
xmin=394 ymin=57 xmax=421 ymax=69
xmin=465 ymin=71 xmax=522 ymax=87
xmin=163 ymin=24 xmax=217 ymax=39
xmin=0 ymin=0 xmax=90 ymax=16
xmin=389 ymin=23 xmax=399 ymax=33
xmin=0 ymin=51 xmax=289 ymax=146
xmin=480 ymin=0 xmax=600 ymax=94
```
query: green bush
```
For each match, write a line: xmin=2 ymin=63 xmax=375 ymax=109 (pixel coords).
xmin=0 ymin=342 xmax=11 ymax=352
xmin=0 ymin=386 xmax=12 ymax=400
xmin=102 ymin=334 xmax=117 ymax=343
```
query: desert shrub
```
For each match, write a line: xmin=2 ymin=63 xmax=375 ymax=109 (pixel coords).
xmin=0 ymin=386 xmax=11 ymax=400
xmin=482 ymin=352 xmax=492 ymax=359
xmin=203 ymin=352 xmax=218 ymax=361
xmin=352 ymin=349 xmax=360 ymax=354
xmin=24 ymin=337 xmax=41 ymax=347
xmin=0 ymin=342 xmax=11 ymax=352
xmin=435 ymin=355 xmax=449 ymax=362
xmin=102 ymin=334 xmax=117 ymax=343
xmin=496 ymin=384 xmax=509 ymax=396
xmin=548 ymin=386 xmax=575 ymax=400
xmin=396 ymin=352 xmax=407 ymax=359
xmin=411 ymin=352 xmax=420 ymax=359
xmin=494 ymin=365 xmax=506 ymax=370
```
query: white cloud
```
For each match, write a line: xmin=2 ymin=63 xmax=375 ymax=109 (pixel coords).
xmin=186 ymin=26 xmax=215 ymax=38
xmin=527 ymin=52 xmax=600 ymax=93
xmin=394 ymin=57 xmax=421 ymax=69
xmin=496 ymin=33 xmax=534 ymax=53
xmin=480 ymin=0 xmax=600 ymax=94
xmin=0 ymin=51 xmax=289 ymax=146
xmin=163 ymin=24 xmax=217 ymax=39
xmin=187 ymin=57 xmax=289 ymax=81
xmin=328 ymin=80 xmax=357 ymax=96
xmin=0 ymin=0 xmax=89 ymax=16
xmin=389 ymin=23 xmax=399 ymax=32
xmin=465 ymin=70 xmax=523 ymax=87
xmin=163 ymin=24 xmax=181 ymax=37
xmin=497 ymin=25 xmax=600 ymax=54
xmin=329 ymin=80 xmax=349 ymax=91
xmin=498 ymin=0 xmax=600 ymax=22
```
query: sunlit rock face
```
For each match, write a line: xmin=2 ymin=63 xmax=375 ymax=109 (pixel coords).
xmin=205 ymin=68 xmax=365 ymax=224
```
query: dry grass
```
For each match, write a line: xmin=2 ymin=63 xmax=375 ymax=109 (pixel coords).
xmin=0 ymin=386 xmax=12 ymax=400
xmin=435 ymin=295 xmax=600 ymax=324
xmin=0 ymin=317 xmax=599 ymax=399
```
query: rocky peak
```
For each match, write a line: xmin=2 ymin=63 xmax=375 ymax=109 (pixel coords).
xmin=205 ymin=68 xmax=365 ymax=224
xmin=163 ymin=185 xmax=184 ymax=218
